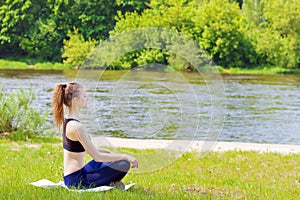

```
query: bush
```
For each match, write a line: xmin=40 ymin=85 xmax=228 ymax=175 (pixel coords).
xmin=0 ymin=87 xmax=48 ymax=140
xmin=167 ymin=53 xmax=191 ymax=71
xmin=192 ymin=0 xmax=256 ymax=68
xmin=62 ymin=28 xmax=97 ymax=68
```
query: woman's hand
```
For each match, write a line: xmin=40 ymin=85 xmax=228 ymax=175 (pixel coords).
xmin=125 ymin=155 xmax=138 ymax=168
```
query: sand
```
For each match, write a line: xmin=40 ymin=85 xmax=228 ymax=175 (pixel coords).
xmin=91 ymin=136 xmax=300 ymax=154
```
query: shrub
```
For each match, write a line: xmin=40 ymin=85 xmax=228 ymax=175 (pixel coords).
xmin=62 ymin=28 xmax=97 ymax=68
xmin=0 ymin=87 xmax=48 ymax=140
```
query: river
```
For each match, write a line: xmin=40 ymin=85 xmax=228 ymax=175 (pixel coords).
xmin=0 ymin=69 xmax=299 ymax=145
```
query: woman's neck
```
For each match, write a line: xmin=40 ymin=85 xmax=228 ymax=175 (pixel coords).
xmin=66 ymin=109 xmax=80 ymax=120
xmin=66 ymin=114 xmax=79 ymax=120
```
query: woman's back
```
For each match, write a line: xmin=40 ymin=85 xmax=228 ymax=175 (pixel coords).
xmin=63 ymin=119 xmax=86 ymax=176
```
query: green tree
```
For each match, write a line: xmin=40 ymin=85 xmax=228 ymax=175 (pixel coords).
xmin=116 ymin=0 xmax=149 ymax=14
xmin=191 ymin=0 xmax=256 ymax=68
xmin=243 ymin=0 xmax=300 ymax=68
xmin=68 ymin=0 xmax=117 ymax=41
xmin=110 ymin=0 xmax=197 ymax=70
xmin=0 ymin=0 xmax=122 ymax=62
xmin=19 ymin=18 xmax=61 ymax=61
xmin=112 ymin=0 xmax=258 ymax=69
xmin=0 ymin=0 xmax=63 ymax=60
xmin=0 ymin=0 xmax=35 ymax=56
xmin=62 ymin=28 xmax=96 ymax=68
xmin=242 ymin=0 xmax=265 ymax=27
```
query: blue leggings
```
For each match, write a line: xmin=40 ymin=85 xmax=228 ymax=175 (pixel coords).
xmin=63 ymin=160 xmax=130 ymax=189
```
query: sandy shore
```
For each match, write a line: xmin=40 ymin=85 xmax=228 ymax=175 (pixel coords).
xmin=91 ymin=136 xmax=300 ymax=154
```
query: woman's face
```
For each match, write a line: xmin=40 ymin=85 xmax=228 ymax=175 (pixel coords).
xmin=76 ymin=88 xmax=88 ymax=109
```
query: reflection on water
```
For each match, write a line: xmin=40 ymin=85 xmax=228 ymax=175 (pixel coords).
xmin=0 ymin=69 xmax=299 ymax=145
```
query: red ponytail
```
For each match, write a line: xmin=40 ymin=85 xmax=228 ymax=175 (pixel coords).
xmin=52 ymin=82 xmax=82 ymax=128
xmin=52 ymin=84 xmax=66 ymax=129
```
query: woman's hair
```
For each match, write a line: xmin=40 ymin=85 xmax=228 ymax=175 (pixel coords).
xmin=52 ymin=82 xmax=82 ymax=128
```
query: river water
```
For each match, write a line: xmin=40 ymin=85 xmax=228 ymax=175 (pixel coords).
xmin=0 ymin=69 xmax=299 ymax=145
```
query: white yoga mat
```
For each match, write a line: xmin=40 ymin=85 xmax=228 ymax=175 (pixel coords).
xmin=30 ymin=179 xmax=135 ymax=193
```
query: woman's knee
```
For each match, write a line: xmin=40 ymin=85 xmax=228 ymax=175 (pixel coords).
xmin=117 ymin=160 xmax=130 ymax=172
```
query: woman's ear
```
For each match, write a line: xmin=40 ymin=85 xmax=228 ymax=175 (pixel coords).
xmin=73 ymin=96 xmax=79 ymax=104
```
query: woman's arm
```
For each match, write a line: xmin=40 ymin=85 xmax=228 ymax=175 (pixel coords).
xmin=68 ymin=122 xmax=138 ymax=167
xmin=98 ymin=148 xmax=112 ymax=154
xmin=87 ymin=135 xmax=112 ymax=154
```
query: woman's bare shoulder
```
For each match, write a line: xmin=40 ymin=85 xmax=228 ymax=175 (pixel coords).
xmin=67 ymin=120 xmax=83 ymax=127
xmin=66 ymin=121 xmax=87 ymax=139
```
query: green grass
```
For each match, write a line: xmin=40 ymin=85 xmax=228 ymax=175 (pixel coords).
xmin=0 ymin=59 xmax=72 ymax=70
xmin=0 ymin=140 xmax=299 ymax=200
xmin=0 ymin=59 xmax=29 ymax=69
xmin=1 ymin=58 xmax=300 ymax=74
xmin=218 ymin=66 xmax=300 ymax=75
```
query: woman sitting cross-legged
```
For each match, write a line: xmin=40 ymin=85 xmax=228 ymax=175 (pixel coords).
xmin=52 ymin=82 xmax=138 ymax=189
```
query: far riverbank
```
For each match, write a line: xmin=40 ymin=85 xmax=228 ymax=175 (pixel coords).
xmin=1 ymin=59 xmax=300 ymax=75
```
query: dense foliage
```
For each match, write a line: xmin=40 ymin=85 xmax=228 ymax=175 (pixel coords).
xmin=0 ymin=0 xmax=299 ymax=69
xmin=0 ymin=0 xmax=144 ymax=62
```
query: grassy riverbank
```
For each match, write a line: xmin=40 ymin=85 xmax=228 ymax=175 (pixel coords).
xmin=1 ymin=59 xmax=300 ymax=75
xmin=218 ymin=66 xmax=300 ymax=75
xmin=0 ymin=139 xmax=299 ymax=200
xmin=0 ymin=59 xmax=71 ymax=70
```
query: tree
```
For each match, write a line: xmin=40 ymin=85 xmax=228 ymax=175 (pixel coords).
xmin=0 ymin=0 xmax=36 ymax=56
xmin=110 ymin=0 xmax=198 ymax=70
xmin=116 ymin=0 xmax=149 ymax=14
xmin=0 ymin=0 xmax=120 ymax=62
xmin=0 ymin=0 xmax=64 ymax=60
xmin=243 ymin=0 xmax=300 ymax=68
xmin=19 ymin=18 xmax=61 ymax=61
xmin=192 ymin=0 xmax=256 ymax=68
xmin=62 ymin=28 xmax=96 ymax=68
xmin=242 ymin=0 xmax=265 ymax=27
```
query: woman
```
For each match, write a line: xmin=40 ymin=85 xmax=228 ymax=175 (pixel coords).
xmin=52 ymin=82 xmax=138 ymax=189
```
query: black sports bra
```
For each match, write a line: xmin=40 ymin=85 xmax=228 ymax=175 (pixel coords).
xmin=62 ymin=118 xmax=85 ymax=153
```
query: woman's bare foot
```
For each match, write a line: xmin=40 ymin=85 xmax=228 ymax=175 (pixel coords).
xmin=110 ymin=181 xmax=125 ymax=190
